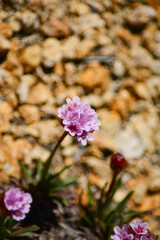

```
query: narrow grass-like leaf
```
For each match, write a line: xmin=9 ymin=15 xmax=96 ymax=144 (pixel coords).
xmin=49 ymin=165 xmax=71 ymax=184
xmin=104 ymin=191 xmax=133 ymax=222
xmin=19 ymin=160 xmax=34 ymax=184
xmin=87 ymin=183 xmax=93 ymax=206
xmin=104 ymin=178 xmax=122 ymax=213
xmin=10 ymin=225 xmax=39 ymax=237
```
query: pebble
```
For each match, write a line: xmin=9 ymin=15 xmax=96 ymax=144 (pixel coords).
xmin=41 ymin=16 xmax=70 ymax=37
xmin=19 ymin=44 xmax=42 ymax=72
xmin=125 ymin=5 xmax=156 ymax=30
xmin=19 ymin=105 xmax=41 ymax=124
xmin=76 ymin=63 xmax=111 ymax=90
xmin=42 ymin=38 xmax=62 ymax=67
xmin=112 ymin=59 xmax=125 ymax=77
xmin=115 ymin=124 xmax=147 ymax=160
xmin=0 ymin=102 xmax=12 ymax=132
xmin=27 ymin=83 xmax=53 ymax=104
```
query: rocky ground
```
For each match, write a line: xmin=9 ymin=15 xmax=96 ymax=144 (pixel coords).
xmin=0 ymin=0 xmax=160 ymax=239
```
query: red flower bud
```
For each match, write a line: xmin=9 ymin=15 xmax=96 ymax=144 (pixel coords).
xmin=110 ymin=153 xmax=127 ymax=174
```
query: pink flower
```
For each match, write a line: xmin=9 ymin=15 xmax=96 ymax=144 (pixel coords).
xmin=111 ymin=220 xmax=155 ymax=240
xmin=111 ymin=225 xmax=134 ymax=240
xmin=58 ymin=96 xmax=101 ymax=145
xmin=4 ymin=187 xmax=32 ymax=221
xmin=130 ymin=219 xmax=148 ymax=235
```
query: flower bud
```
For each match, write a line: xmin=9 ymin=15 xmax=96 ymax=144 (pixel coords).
xmin=110 ymin=153 xmax=127 ymax=174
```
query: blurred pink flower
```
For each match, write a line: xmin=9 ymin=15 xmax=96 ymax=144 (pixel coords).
xmin=4 ymin=187 xmax=32 ymax=221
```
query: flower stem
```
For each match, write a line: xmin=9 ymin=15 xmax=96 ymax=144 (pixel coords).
xmin=41 ymin=131 xmax=68 ymax=181
xmin=103 ymin=172 xmax=117 ymax=209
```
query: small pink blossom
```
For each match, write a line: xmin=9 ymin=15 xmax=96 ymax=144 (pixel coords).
xmin=130 ymin=219 xmax=148 ymax=235
xmin=111 ymin=220 xmax=155 ymax=240
xmin=4 ymin=187 xmax=32 ymax=221
xmin=58 ymin=96 xmax=101 ymax=145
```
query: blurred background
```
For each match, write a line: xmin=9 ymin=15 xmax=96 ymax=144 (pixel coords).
xmin=0 ymin=0 xmax=160 ymax=236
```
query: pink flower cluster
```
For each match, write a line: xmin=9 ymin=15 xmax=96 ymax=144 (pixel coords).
xmin=58 ymin=96 xmax=101 ymax=145
xmin=111 ymin=219 xmax=155 ymax=240
xmin=4 ymin=187 xmax=32 ymax=221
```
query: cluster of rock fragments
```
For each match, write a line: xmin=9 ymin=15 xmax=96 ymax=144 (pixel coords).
xmin=0 ymin=0 xmax=160 ymax=236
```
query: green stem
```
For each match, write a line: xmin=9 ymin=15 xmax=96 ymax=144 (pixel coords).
xmin=41 ymin=131 xmax=68 ymax=181
xmin=102 ymin=172 xmax=117 ymax=210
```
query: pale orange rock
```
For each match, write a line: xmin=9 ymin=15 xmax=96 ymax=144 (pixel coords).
xmin=76 ymin=63 xmax=111 ymax=90
xmin=2 ymin=52 xmax=23 ymax=78
xmin=19 ymin=44 xmax=41 ymax=72
xmin=27 ymin=83 xmax=53 ymax=104
xmin=0 ymin=102 xmax=12 ymax=132
xmin=19 ymin=104 xmax=41 ymax=124
xmin=0 ymin=22 xmax=13 ymax=38
xmin=0 ymin=135 xmax=20 ymax=181
xmin=89 ymin=173 xmax=100 ymax=186
xmin=42 ymin=38 xmax=62 ymax=67
xmin=27 ymin=120 xmax=59 ymax=144
xmin=110 ymin=89 xmax=136 ymax=118
xmin=41 ymin=16 xmax=70 ymax=37
xmin=93 ymin=130 xmax=118 ymax=152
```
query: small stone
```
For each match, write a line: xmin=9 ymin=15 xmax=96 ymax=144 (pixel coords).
xmin=27 ymin=83 xmax=53 ymax=104
xmin=110 ymin=89 xmax=136 ymax=118
xmin=69 ymin=0 xmax=90 ymax=15
xmin=0 ymin=136 xmax=20 ymax=181
xmin=2 ymin=52 xmax=23 ymax=78
xmin=76 ymin=63 xmax=111 ymax=90
xmin=0 ymin=67 xmax=18 ymax=88
xmin=149 ymin=168 xmax=160 ymax=192
xmin=0 ymin=102 xmax=12 ymax=132
xmin=83 ymin=94 xmax=103 ymax=108
xmin=134 ymin=82 xmax=151 ymax=100
xmin=0 ymin=22 xmax=13 ymax=38
xmin=19 ymin=105 xmax=41 ymax=124
xmin=94 ymin=130 xmax=118 ymax=152
xmin=17 ymin=74 xmax=36 ymax=103
xmin=115 ymin=124 xmax=147 ymax=160
xmin=112 ymin=59 xmax=125 ymax=77
xmin=150 ymin=60 xmax=160 ymax=75
xmin=62 ymin=35 xmax=80 ymax=59
xmin=71 ymin=13 xmax=105 ymax=34
xmin=30 ymin=144 xmax=49 ymax=163
xmin=0 ymin=35 xmax=11 ymax=55
xmin=130 ymin=111 xmax=159 ymax=153
xmin=15 ymin=138 xmax=32 ymax=164
xmin=16 ymin=10 xmax=40 ymax=33
xmin=41 ymin=16 xmax=70 ymax=37
xmin=76 ymin=39 xmax=96 ymax=58
xmin=42 ymin=38 xmax=62 ymax=67
xmin=98 ymin=109 xmax=121 ymax=137
xmin=8 ymin=15 xmax=21 ymax=33
xmin=125 ymin=5 xmax=156 ymax=30
xmin=62 ymin=145 xmax=78 ymax=157
xmin=27 ymin=120 xmax=59 ymax=144
xmin=19 ymin=44 xmax=42 ymax=72
xmin=130 ymin=46 xmax=153 ymax=68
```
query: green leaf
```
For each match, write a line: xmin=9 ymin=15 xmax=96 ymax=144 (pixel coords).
xmin=10 ymin=225 xmax=39 ymax=237
xmin=104 ymin=178 xmax=122 ymax=214
xmin=49 ymin=165 xmax=71 ymax=184
xmin=36 ymin=160 xmax=43 ymax=180
xmin=19 ymin=160 xmax=34 ymax=184
xmin=87 ymin=183 xmax=93 ymax=206
xmin=104 ymin=191 xmax=133 ymax=223
xmin=97 ymin=181 xmax=108 ymax=218
xmin=49 ymin=177 xmax=76 ymax=192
